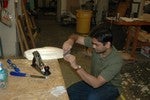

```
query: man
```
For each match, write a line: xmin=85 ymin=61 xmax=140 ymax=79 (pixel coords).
xmin=62 ymin=24 xmax=123 ymax=100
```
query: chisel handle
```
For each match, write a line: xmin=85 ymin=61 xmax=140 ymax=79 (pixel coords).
xmin=10 ymin=71 xmax=26 ymax=77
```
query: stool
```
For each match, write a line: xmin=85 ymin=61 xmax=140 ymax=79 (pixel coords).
xmin=125 ymin=26 xmax=150 ymax=57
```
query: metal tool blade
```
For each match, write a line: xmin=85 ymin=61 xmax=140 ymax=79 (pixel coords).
xmin=63 ymin=50 xmax=71 ymax=57
xmin=29 ymin=75 xmax=47 ymax=79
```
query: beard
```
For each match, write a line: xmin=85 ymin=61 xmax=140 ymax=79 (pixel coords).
xmin=95 ymin=49 xmax=107 ymax=54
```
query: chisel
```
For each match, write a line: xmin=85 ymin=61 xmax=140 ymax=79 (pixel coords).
xmin=63 ymin=50 xmax=71 ymax=57
xmin=10 ymin=71 xmax=47 ymax=79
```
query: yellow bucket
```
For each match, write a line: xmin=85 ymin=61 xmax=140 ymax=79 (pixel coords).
xmin=76 ymin=10 xmax=92 ymax=35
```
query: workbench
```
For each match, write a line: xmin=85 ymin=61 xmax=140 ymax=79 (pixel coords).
xmin=0 ymin=59 xmax=69 ymax=100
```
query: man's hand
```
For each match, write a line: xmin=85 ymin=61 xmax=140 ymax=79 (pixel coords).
xmin=62 ymin=40 xmax=73 ymax=54
xmin=63 ymin=54 xmax=78 ymax=69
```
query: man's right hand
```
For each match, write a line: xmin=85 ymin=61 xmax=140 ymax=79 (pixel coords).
xmin=62 ymin=39 xmax=73 ymax=54
xmin=63 ymin=54 xmax=79 ymax=69
xmin=62 ymin=34 xmax=84 ymax=56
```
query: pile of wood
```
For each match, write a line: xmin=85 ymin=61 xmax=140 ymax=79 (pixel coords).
xmin=15 ymin=1 xmax=39 ymax=56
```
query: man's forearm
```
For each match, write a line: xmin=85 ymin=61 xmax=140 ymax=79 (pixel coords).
xmin=68 ymin=34 xmax=85 ymax=45
xmin=67 ymin=34 xmax=79 ymax=44
xmin=76 ymin=67 xmax=106 ymax=88
xmin=63 ymin=34 xmax=79 ymax=52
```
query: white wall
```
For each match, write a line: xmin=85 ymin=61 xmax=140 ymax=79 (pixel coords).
xmin=56 ymin=0 xmax=67 ymax=22
xmin=61 ymin=0 xmax=67 ymax=14
xmin=0 ymin=0 xmax=17 ymax=57
xmin=96 ymin=0 xmax=109 ymax=24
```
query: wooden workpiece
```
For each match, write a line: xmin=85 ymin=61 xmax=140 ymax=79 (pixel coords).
xmin=0 ymin=59 xmax=69 ymax=100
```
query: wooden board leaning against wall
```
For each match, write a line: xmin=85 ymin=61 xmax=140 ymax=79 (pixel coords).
xmin=15 ymin=0 xmax=39 ymax=56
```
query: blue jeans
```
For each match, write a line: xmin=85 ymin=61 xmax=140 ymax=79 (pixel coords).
xmin=67 ymin=81 xmax=120 ymax=100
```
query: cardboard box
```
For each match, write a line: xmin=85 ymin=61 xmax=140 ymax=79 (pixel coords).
xmin=141 ymin=46 xmax=150 ymax=58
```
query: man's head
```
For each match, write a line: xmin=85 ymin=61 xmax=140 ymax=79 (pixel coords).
xmin=89 ymin=24 xmax=113 ymax=53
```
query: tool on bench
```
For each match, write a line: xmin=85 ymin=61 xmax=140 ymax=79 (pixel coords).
xmin=7 ymin=59 xmax=20 ymax=72
xmin=7 ymin=59 xmax=46 ymax=79
xmin=10 ymin=71 xmax=46 ymax=79
xmin=63 ymin=50 xmax=71 ymax=57
xmin=31 ymin=51 xmax=51 ymax=76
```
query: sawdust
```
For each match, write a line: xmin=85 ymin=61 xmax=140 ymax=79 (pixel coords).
xmin=121 ymin=61 xmax=150 ymax=100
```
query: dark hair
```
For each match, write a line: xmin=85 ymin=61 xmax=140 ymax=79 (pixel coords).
xmin=89 ymin=24 xmax=113 ymax=45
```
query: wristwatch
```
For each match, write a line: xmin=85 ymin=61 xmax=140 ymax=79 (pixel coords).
xmin=75 ymin=65 xmax=82 ymax=71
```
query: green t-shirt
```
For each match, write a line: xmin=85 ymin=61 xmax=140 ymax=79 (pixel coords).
xmin=84 ymin=37 xmax=123 ymax=93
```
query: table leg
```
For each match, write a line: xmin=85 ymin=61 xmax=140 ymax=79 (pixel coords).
xmin=131 ymin=26 xmax=140 ymax=57
xmin=125 ymin=27 xmax=132 ymax=51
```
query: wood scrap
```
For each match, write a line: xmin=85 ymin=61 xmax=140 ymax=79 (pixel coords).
xmin=21 ymin=0 xmax=36 ymax=48
xmin=24 ymin=47 xmax=63 ymax=60
xmin=17 ymin=16 xmax=29 ymax=50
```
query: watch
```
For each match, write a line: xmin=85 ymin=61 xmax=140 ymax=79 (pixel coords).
xmin=75 ymin=65 xmax=82 ymax=71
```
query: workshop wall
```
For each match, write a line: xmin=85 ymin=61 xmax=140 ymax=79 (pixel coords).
xmin=0 ymin=0 xmax=17 ymax=57
xmin=66 ymin=0 xmax=80 ymax=14
xmin=96 ymin=0 xmax=109 ymax=24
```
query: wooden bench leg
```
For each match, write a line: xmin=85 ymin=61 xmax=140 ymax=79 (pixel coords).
xmin=125 ymin=28 xmax=132 ymax=51
xmin=131 ymin=27 xmax=140 ymax=57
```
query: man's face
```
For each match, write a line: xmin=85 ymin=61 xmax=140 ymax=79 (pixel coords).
xmin=92 ymin=38 xmax=107 ymax=53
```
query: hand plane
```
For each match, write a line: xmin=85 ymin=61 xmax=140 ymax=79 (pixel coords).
xmin=31 ymin=51 xmax=51 ymax=76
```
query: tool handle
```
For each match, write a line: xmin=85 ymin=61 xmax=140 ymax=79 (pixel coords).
xmin=10 ymin=71 xmax=26 ymax=77
xmin=10 ymin=71 xmax=46 ymax=79
xmin=7 ymin=59 xmax=20 ymax=72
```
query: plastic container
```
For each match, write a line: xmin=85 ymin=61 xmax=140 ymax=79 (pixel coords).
xmin=76 ymin=10 xmax=92 ymax=35
xmin=0 ymin=62 xmax=8 ymax=88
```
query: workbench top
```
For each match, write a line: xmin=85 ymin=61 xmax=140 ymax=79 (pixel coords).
xmin=0 ymin=59 xmax=69 ymax=100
